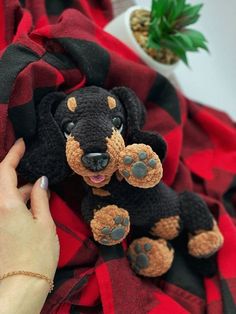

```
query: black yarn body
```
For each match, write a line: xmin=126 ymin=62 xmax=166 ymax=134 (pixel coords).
xmin=81 ymin=176 xmax=213 ymax=236
xmin=18 ymin=86 xmax=214 ymax=237
xmin=179 ymin=191 xmax=214 ymax=233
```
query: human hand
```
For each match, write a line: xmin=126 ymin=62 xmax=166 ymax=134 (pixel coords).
xmin=0 ymin=139 xmax=60 ymax=280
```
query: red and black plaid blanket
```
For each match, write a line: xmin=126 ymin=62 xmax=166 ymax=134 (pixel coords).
xmin=1 ymin=1 xmax=236 ymax=313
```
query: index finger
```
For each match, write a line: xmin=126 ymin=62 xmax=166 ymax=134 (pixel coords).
xmin=0 ymin=138 xmax=25 ymax=189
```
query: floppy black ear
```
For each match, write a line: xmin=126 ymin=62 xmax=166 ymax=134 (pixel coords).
xmin=111 ymin=86 xmax=146 ymax=133
xmin=129 ymin=129 xmax=167 ymax=162
xmin=111 ymin=86 xmax=167 ymax=162
xmin=18 ymin=92 xmax=71 ymax=184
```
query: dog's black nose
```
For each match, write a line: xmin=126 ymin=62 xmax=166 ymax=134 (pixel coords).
xmin=81 ymin=153 xmax=110 ymax=171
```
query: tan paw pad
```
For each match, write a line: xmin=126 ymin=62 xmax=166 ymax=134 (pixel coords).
xmin=151 ymin=216 xmax=181 ymax=240
xmin=91 ymin=205 xmax=130 ymax=246
xmin=127 ymin=237 xmax=174 ymax=277
xmin=188 ymin=226 xmax=224 ymax=258
xmin=118 ymin=144 xmax=163 ymax=188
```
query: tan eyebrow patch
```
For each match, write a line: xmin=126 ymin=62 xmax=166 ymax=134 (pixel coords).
xmin=67 ymin=97 xmax=77 ymax=112
xmin=107 ymin=96 xmax=116 ymax=109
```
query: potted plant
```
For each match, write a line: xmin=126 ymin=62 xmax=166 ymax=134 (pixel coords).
xmin=105 ymin=0 xmax=208 ymax=77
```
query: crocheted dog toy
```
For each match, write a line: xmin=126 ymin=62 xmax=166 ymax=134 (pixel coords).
xmin=18 ymin=86 xmax=224 ymax=277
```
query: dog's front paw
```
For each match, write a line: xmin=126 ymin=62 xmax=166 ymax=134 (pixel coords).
xmin=118 ymin=144 xmax=163 ymax=188
xmin=90 ymin=205 xmax=130 ymax=245
xmin=127 ymin=237 xmax=174 ymax=277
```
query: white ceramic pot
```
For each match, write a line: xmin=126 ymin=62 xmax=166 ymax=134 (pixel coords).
xmin=104 ymin=5 xmax=179 ymax=78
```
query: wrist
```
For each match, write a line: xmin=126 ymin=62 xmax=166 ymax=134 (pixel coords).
xmin=0 ymin=275 xmax=51 ymax=314
xmin=0 ymin=274 xmax=50 ymax=293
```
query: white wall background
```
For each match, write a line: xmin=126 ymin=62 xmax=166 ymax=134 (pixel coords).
xmin=135 ymin=0 xmax=236 ymax=120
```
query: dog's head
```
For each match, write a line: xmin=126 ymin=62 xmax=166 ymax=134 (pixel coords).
xmin=54 ymin=86 xmax=146 ymax=187
xmin=18 ymin=86 xmax=154 ymax=186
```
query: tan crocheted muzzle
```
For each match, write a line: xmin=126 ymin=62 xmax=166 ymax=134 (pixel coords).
xmin=66 ymin=129 xmax=125 ymax=187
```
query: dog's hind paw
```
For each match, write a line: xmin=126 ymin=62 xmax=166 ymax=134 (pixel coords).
xmin=91 ymin=205 xmax=130 ymax=245
xmin=127 ymin=237 xmax=174 ymax=277
xmin=118 ymin=144 xmax=163 ymax=188
xmin=188 ymin=223 xmax=224 ymax=258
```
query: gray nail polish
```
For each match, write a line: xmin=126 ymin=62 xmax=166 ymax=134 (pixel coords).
xmin=15 ymin=137 xmax=23 ymax=143
xmin=40 ymin=176 xmax=48 ymax=190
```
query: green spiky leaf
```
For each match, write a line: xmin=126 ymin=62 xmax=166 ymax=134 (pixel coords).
xmin=173 ymin=33 xmax=195 ymax=51
xmin=168 ymin=0 xmax=186 ymax=22
xmin=183 ymin=3 xmax=203 ymax=19
xmin=151 ymin=0 xmax=169 ymax=19
xmin=148 ymin=36 xmax=161 ymax=50
xmin=182 ymin=29 xmax=209 ymax=51
xmin=162 ymin=38 xmax=189 ymax=65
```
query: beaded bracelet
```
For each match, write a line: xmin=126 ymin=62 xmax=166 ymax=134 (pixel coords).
xmin=0 ymin=271 xmax=54 ymax=293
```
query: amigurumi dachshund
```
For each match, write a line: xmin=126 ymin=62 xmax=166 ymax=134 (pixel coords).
xmin=18 ymin=86 xmax=224 ymax=277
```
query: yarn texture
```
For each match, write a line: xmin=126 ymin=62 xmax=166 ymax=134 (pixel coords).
xmin=19 ymin=85 xmax=224 ymax=278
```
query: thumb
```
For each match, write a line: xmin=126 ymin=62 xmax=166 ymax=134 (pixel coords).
xmin=30 ymin=176 xmax=53 ymax=224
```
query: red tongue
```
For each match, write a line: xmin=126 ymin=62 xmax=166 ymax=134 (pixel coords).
xmin=89 ymin=175 xmax=105 ymax=184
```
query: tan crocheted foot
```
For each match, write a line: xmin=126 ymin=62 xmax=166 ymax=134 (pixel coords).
xmin=127 ymin=237 xmax=174 ymax=277
xmin=90 ymin=205 xmax=130 ymax=246
xmin=188 ymin=223 xmax=224 ymax=258
xmin=150 ymin=216 xmax=181 ymax=240
xmin=118 ymin=144 xmax=163 ymax=188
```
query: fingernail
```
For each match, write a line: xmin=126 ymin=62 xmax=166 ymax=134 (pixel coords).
xmin=40 ymin=176 xmax=48 ymax=190
xmin=15 ymin=138 xmax=23 ymax=143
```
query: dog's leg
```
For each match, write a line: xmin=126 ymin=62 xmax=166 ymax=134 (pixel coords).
xmin=81 ymin=193 xmax=130 ymax=245
xmin=179 ymin=191 xmax=224 ymax=258
xmin=147 ymin=183 xmax=182 ymax=240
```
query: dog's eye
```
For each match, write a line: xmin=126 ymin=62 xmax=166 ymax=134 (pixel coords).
xmin=112 ymin=117 xmax=123 ymax=132
xmin=62 ymin=122 xmax=75 ymax=138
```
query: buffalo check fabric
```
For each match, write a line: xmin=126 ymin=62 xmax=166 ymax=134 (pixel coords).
xmin=0 ymin=1 xmax=236 ymax=313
